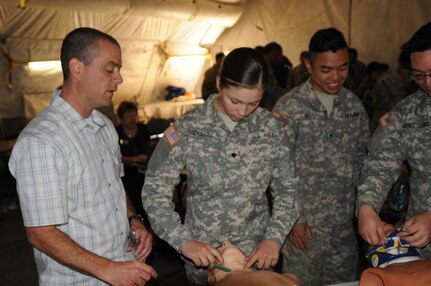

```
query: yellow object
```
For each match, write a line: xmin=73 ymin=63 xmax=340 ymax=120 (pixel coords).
xmin=19 ymin=0 xmax=26 ymax=9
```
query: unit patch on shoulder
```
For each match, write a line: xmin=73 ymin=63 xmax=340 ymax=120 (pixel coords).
xmin=164 ymin=124 xmax=183 ymax=148
xmin=272 ymin=110 xmax=289 ymax=126
xmin=379 ymin=112 xmax=393 ymax=128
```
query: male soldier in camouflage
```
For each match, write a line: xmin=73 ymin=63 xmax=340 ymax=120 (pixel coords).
xmin=143 ymin=47 xmax=300 ymax=285
xmin=357 ymin=22 xmax=431 ymax=260
xmin=273 ymin=28 xmax=369 ymax=286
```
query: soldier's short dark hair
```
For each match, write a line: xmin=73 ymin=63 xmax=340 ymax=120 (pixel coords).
xmin=405 ymin=22 xmax=431 ymax=57
xmin=60 ymin=27 xmax=120 ymax=80
xmin=219 ymin=47 xmax=268 ymax=89
xmin=308 ymin=28 xmax=348 ymax=63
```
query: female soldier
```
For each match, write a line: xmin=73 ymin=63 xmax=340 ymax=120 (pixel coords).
xmin=143 ymin=47 xmax=300 ymax=285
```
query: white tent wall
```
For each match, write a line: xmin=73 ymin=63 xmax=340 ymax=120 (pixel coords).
xmin=215 ymin=0 xmax=431 ymax=71
xmin=1 ymin=0 xmax=431 ymax=122
xmin=0 ymin=0 xmax=244 ymax=119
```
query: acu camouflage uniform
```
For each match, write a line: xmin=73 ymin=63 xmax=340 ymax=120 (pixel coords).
xmin=358 ymin=89 xmax=431 ymax=259
xmin=143 ymin=95 xmax=300 ymax=285
xmin=273 ymin=79 xmax=369 ymax=286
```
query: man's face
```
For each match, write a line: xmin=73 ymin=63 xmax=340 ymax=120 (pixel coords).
xmin=80 ymin=39 xmax=123 ymax=109
xmin=410 ymin=50 xmax=431 ymax=96
xmin=216 ymin=79 xmax=263 ymax=122
xmin=306 ymin=49 xmax=349 ymax=94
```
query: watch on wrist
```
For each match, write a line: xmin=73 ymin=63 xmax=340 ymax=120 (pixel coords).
xmin=128 ymin=214 xmax=145 ymax=225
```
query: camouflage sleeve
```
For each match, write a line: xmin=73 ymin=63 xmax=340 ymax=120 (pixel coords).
xmin=353 ymin=107 xmax=370 ymax=186
xmin=142 ymin=125 xmax=192 ymax=252
xmin=357 ymin=112 xmax=405 ymax=213
xmin=266 ymin=130 xmax=300 ymax=245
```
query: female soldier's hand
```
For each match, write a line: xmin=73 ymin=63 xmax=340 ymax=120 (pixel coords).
xmin=180 ymin=240 xmax=224 ymax=269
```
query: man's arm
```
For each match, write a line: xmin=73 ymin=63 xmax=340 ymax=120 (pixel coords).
xmin=26 ymin=225 xmax=157 ymax=286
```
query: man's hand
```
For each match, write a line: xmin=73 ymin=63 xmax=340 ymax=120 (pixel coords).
xmin=398 ymin=211 xmax=431 ymax=247
xmin=358 ymin=205 xmax=387 ymax=246
xmin=101 ymin=260 xmax=157 ymax=286
xmin=288 ymin=223 xmax=313 ymax=251
xmin=128 ymin=220 xmax=153 ymax=261
xmin=180 ymin=240 xmax=224 ymax=269
xmin=245 ymin=240 xmax=279 ymax=269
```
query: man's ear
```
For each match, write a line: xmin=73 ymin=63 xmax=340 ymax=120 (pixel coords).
xmin=304 ymin=58 xmax=312 ymax=74
xmin=69 ymin=58 xmax=84 ymax=79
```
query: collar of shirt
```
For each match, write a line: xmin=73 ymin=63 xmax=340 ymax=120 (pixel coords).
xmin=50 ymin=90 xmax=105 ymax=134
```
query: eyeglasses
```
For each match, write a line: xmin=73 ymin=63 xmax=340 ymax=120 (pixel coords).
xmin=410 ymin=71 xmax=431 ymax=81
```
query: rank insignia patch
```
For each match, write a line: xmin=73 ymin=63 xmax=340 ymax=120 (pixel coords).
xmin=164 ymin=124 xmax=183 ymax=148
xmin=379 ymin=112 xmax=393 ymax=128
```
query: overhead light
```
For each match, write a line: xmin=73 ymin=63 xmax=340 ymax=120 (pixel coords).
xmin=28 ymin=61 xmax=62 ymax=71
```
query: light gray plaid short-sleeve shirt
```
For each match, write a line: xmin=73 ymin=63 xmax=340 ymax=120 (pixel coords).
xmin=9 ymin=92 xmax=134 ymax=285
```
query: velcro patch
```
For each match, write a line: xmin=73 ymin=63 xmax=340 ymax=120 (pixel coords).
xmin=272 ymin=110 xmax=289 ymax=126
xmin=164 ymin=124 xmax=183 ymax=148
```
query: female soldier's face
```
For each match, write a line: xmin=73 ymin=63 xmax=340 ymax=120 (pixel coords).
xmin=216 ymin=82 xmax=263 ymax=122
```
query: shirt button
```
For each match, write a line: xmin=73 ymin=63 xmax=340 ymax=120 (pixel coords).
xmin=231 ymin=153 xmax=237 ymax=158
xmin=108 ymin=183 xmax=111 ymax=187
xmin=120 ymin=232 xmax=123 ymax=235
xmin=116 ymin=207 xmax=118 ymax=211
xmin=102 ymin=159 xmax=104 ymax=163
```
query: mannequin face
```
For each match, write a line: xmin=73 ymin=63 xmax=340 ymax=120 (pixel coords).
xmin=217 ymin=241 xmax=247 ymax=271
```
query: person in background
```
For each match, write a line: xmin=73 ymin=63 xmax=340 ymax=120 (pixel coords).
xmin=357 ymin=21 xmax=431 ymax=261
xmin=344 ymin=48 xmax=367 ymax=94
xmin=369 ymin=46 xmax=419 ymax=133
xmin=143 ymin=47 xmax=300 ymax=285
xmin=356 ymin=61 xmax=389 ymax=119
xmin=273 ymin=27 xmax=369 ymax=286
xmin=259 ymin=42 xmax=289 ymax=111
xmin=8 ymin=27 xmax=157 ymax=285
xmin=202 ymin=52 xmax=225 ymax=101
xmin=116 ymin=101 xmax=151 ymax=222
xmin=264 ymin=42 xmax=292 ymax=89
xmin=286 ymin=50 xmax=309 ymax=92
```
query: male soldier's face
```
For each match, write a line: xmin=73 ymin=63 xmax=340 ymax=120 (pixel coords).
xmin=410 ymin=49 xmax=431 ymax=96
xmin=80 ymin=39 xmax=123 ymax=109
xmin=305 ymin=49 xmax=349 ymax=94
xmin=216 ymin=81 xmax=263 ymax=122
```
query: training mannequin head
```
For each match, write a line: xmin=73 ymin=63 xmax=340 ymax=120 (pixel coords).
xmin=208 ymin=241 xmax=299 ymax=286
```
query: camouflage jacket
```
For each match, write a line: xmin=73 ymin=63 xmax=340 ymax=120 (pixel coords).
xmin=143 ymin=95 xmax=300 ymax=253
xmin=358 ymin=89 xmax=431 ymax=222
xmin=274 ymin=79 xmax=369 ymax=228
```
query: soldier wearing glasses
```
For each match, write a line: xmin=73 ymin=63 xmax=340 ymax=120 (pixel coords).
xmin=357 ymin=22 xmax=431 ymax=259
